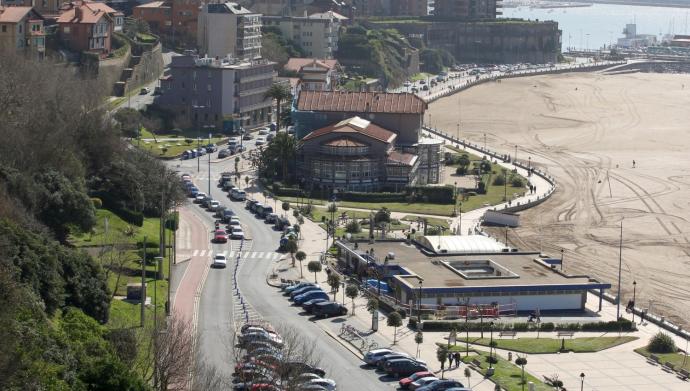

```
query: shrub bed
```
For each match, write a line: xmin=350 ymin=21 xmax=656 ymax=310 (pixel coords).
xmin=419 ymin=319 xmax=633 ymax=332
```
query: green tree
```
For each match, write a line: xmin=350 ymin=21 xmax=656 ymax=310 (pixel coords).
xmin=648 ymin=332 xmax=677 ymax=353
xmin=327 ymin=273 xmax=341 ymax=300
xmin=366 ymin=297 xmax=379 ymax=313
xmin=264 ymin=83 xmax=291 ymax=131
xmin=387 ymin=312 xmax=403 ymax=344
xmin=307 ymin=260 xmax=322 ymax=283
xmin=374 ymin=207 xmax=391 ymax=224
xmin=515 ymin=356 xmax=528 ymax=389
xmin=113 ymin=107 xmax=143 ymax=138
xmin=511 ymin=176 xmax=525 ymax=188
xmin=282 ymin=201 xmax=290 ymax=216
xmin=295 ymin=250 xmax=306 ymax=278
xmin=345 ymin=220 xmax=361 ymax=233
xmin=415 ymin=331 xmax=423 ymax=358
xmin=436 ymin=345 xmax=448 ymax=379
xmin=285 ymin=238 xmax=298 ymax=267
xmin=345 ymin=284 xmax=359 ymax=315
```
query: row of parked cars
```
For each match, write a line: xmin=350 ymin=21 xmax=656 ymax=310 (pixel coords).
xmin=281 ymin=282 xmax=348 ymax=318
xmin=233 ymin=323 xmax=336 ymax=390
xmin=246 ymin=199 xmax=291 ymax=231
xmin=362 ymin=349 xmax=468 ymax=391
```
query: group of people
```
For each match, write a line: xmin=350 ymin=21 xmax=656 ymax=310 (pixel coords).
xmin=444 ymin=352 xmax=463 ymax=369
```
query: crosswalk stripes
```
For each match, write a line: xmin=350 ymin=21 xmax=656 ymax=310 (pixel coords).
xmin=189 ymin=249 xmax=282 ymax=260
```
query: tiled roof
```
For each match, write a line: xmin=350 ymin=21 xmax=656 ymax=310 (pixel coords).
xmin=0 ymin=6 xmax=32 ymax=23
xmin=302 ymin=116 xmax=396 ymax=144
xmin=285 ymin=58 xmax=338 ymax=73
xmin=323 ymin=137 xmax=367 ymax=147
xmin=135 ymin=1 xmax=169 ymax=8
xmin=57 ymin=3 xmax=110 ymax=24
xmin=60 ymin=0 xmax=117 ymax=14
xmin=387 ymin=151 xmax=418 ymax=166
xmin=297 ymin=91 xmax=427 ymax=114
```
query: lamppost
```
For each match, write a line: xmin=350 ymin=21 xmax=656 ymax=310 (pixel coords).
xmin=580 ymin=372 xmax=585 ymax=391
xmin=632 ymin=280 xmax=637 ymax=322
xmin=528 ymin=156 xmax=531 ymax=175
xmin=453 ymin=181 xmax=458 ymax=216
xmin=489 ymin=321 xmax=495 ymax=369
xmin=458 ymin=202 xmax=462 ymax=236
xmin=514 ymin=145 xmax=518 ymax=165
xmin=418 ymin=278 xmax=424 ymax=322
xmin=203 ymin=125 xmax=215 ymax=197
xmin=192 ymin=105 xmax=205 ymax=172
xmin=456 ymin=123 xmax=460 ymax=143
xmin=560 ymin=248 xmax=564 ymax=271
xmin=341 ymin=281 xmax=346 ymax=305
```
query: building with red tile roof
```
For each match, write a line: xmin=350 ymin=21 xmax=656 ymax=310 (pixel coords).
xmin=0 ymin=5 xmax=45 ymax=58
xmin=298 ymin=116 xmax=420 ymax=192
xmin=294 ymin=90 xmax=427 ymax=145
xmin=284 ymin=58 xmax=340 ymax=92
xmin=57 ymin=0 xmax=114 ymax=55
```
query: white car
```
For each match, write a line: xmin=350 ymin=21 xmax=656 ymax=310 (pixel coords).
xmin=258 ymin=127 xmax=269 ymax=135
xmin=231 ymin=189 xmax=246 ymax=201
xmin=194 ymin=192 xmax=207 ymax=203
xmin=410 ymin=376 xmax=439 ymax=390
xmin=230 ymin=226 xmax=245 ymax=239
xmin=363 ymin=348 xmax=393 ymax=365
xmin=227 ymin=217 xmax=241 ymax=227
xmin=212 ymin=253 xmax=227 ymax=268
xmin=303 ymin=378 xmax=336 ymax=391
xmin=255 ymin=136 xmax=266 ymax=145
xmin=208 ymin=200 xmax=220 ymax=211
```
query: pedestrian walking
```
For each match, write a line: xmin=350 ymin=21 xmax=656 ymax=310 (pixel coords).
xmin=632 ymin=160 xmax=636 ymax=168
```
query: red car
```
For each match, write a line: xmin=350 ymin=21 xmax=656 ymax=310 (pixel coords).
xmin=213 ymin=229 xmax=227 ymax=243
xmin=399 ymin=371 xmax=435 ymax=389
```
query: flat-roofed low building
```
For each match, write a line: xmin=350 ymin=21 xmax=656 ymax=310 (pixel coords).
xmin=336 ymin=236 xmax=611 ymax=313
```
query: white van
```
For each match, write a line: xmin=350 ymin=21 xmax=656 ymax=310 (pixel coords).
xmin=231 ymin=189 xmax=247 ymax=201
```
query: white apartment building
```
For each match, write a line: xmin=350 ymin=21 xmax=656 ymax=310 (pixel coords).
xmin=197 ymin=2 xmax=262 ymax=60
xmin=262 ymin=11 xmax=346 ymax=59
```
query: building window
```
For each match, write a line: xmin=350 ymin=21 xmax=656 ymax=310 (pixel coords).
xmin=192 ymin=83 xmax=197 ymax=91
xmin=1 ymin=26 xmax=6 ymax=33
xmin=192 ymin=71 xmax=197 ymax=80
xmin=207 ymin=84 xmax=211 ymax=91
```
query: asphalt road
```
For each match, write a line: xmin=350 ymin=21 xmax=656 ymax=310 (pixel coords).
xmin=171 ymin=151 xmax=394 ymax=390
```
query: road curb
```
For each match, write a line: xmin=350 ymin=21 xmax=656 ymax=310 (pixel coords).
xmin=321 ymin=326 xmax=364 ymax=360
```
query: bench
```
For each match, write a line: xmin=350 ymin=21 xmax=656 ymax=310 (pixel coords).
xmin=470 ymin=358 xmax=482 ymax=369
xmin=662 ymin=361 xmax=675 ymax=372
xmin=678 ymin=368 xmax=689 ymax=380
xmin=557 ymin=331 xmax=575 ymax=338
xmin=647 ymin=354 xmax=661 ymax=365
xmin=499 ymin=330 xmax=517 ymax=338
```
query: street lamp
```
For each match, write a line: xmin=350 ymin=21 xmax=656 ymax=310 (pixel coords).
xmin=528 ymin=156 xmax=531 ymax=175
xmin=458 ymin=202 xmax=463 ymax=236
xmin=192 ymin=105 xmax=205 ymax=172
xmin=418 ymin=278 xmax=424 ymax=322
xmin=453 ymin=181 xmax=458 ymax=216
xmin=560 ymin=248 xmax=564 ymax=271
xmin=514 ymin=145 xmax=518 ymax=165
xmin=580 ymin=372 xmax=585 ymax=391
xmin=489 ymin=321 xmax=495 ymax=369
xmin=203 ymin=125 xmax=215 ymax=197
xmin=632 ymin=280 xmax=637 ymax=322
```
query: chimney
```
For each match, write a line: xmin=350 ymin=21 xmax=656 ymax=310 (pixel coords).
xmin=75 ymin=6 xmax=83 ymax=20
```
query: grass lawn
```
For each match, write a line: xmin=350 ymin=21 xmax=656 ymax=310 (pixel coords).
xmin=308 ymin=207 xmax=409 ymax=231
xmin=278 ymin=196 xmax=457 ymax=217
xmin=70 ymin=208 xmax=170 ymax=248
xmin=410 ymin=72 xmax=433 ymax=81
xmin=635 ymin=347 xmax=690 ymax=372
xmin=460 ymin=351 xmax=551 ymax=391
xmin=133 ymin=136 xmax=226 ymax=158
xmin=457 ymin=336 xmax=638 ymax=354
xmin=402 ymin=215 xmax=450 ymax=229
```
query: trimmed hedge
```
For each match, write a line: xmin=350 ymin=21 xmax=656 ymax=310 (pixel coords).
xmin=270 ymin=183 xmax=454 ymax=204
xmin=418 ymin=319 xmax=633 ymax=332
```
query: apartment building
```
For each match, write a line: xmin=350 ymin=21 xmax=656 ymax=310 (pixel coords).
xmin=157 ymin=54 xmax=275 ymax=131
xmin=284 ymin=57 xmax=339 ymax=91
xmin=0 ymin=6 xmax=45 ymax=58
xmin=262 ymin=11 xmax=346 ymax=59
xmin=197 ymin=2 xmax=261 ymax=60
xmin=132 ymin=1 xmax=171 ymax=34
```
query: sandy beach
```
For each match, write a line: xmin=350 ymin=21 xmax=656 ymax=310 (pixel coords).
xmin=429 ymin=72 xmax=690 ymax=327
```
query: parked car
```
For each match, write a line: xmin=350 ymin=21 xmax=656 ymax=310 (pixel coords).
xmin=377 ymin=353 xmax=414 ymax=369
xmin=258 ymin=127 xmax=269 ymax=135
xmin=301 ymin=378 xmax=336 ymax=391
xmin=384 ymin=359 xmax=428 ymax=378
xmin=218 ymin=149 xmax=231 ymax=158
xmin=312 ymin=301 xmax=348 ymax=318
xmin=363 ymin=348 xmax=394 ymax=365
xmin=205 ymin=144 xmax=218 ymax=153
xmin=227 ymin=217 xmax=241 ymax=227
xmin=214 ymin=229 xmax=228 ymax=243
xmin=265 ymin=213 xmax=278 ymax=224
xmin=208 ymin=200 xmax=221 ymax=211
xmin=279 ymin=362 xmax=326 ymax=378
xmin=399 ymin=371 xmax=436 ymax=389
xmin=283 ymin=282 xmax=317 ymax=294
xmin=410 ymin=376 xmax=439 ymax=390
xmin=293 ymin=290 xmax=328 ymax=305
xmin=256 ymin=205 xmax=273 ymax=218
xmin=289 ymin=285 xmax=323 ymax=299
xmin=255 ymin=136 xmax=266 ymax=145
xmin=194 ymin=193 xmax=207 ymax=203
xmin=140 ymin=87 xmax=150 ymax=94
xmin=239 ymin=331 xmax=283 ymax=347
xmin=212 ymin=253 xmax=227 ymax=268
xmin=301 ymin=298 xmax=328 ymax=313
xmin=220 ymin=210 xmax=235 ymax=223
xmin=415 ymin=379 xmax=465 ymax=391
xmin=223 ymin=182 xmax=237 ymax=192
xmin=266 ymin=133 xmax=275 ymax=142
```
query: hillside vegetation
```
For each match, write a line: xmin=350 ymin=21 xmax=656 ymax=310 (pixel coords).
xmin=0 ymin=53 xmax=184 ymax=389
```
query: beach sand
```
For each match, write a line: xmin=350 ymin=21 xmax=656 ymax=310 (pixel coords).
xmin=429 ymin=71 xmax=690 ymax=327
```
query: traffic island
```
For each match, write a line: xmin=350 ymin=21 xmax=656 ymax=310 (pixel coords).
xmin=457 ymin=336 xmax=638 ymax=354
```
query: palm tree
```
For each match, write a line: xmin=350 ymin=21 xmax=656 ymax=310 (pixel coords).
xmin=270 ymin=132 xmax=297 ymax=182
xmin=464 ymin=367 xmax=472 ymax=388
xmin=264 ymin=83 xmax=292 ymax=131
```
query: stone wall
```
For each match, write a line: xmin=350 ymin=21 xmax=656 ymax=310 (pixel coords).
xmin=97 ymin=50 xmax=131 ymax=95
xmin=124 ymin=41 xmax=164 ymax=95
